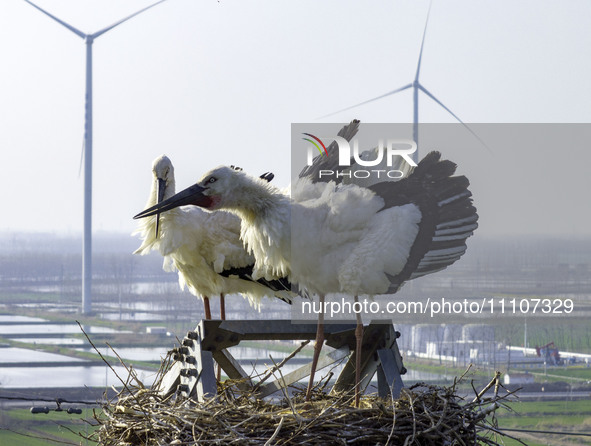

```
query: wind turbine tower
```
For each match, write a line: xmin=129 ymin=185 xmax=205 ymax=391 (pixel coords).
xmin=24 ymin=0 xmax=169 ymax=314
xmin=320 ymin=3 xmax=487 ymax=162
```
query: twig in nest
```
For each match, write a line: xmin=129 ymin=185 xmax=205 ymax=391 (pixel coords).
xmin=264 ymin=416 xmax=284 ymax=446
xmin=76 ymin=321 xmax=154 ymax=431
xmin=269 ymin=355 xmax=302 ymax=424
xmin=85 ymin=337 xmax=515 ymax=446
xmin=106 ymin=341 xmax=142 ymax=388
xmin=472 ymin=371 xmax=501 ymax=403
xmin=254 ymin=340 xmax=311 ymax=391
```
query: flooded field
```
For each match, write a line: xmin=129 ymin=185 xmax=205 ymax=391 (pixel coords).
xmin=0 ymin=365 xmax=155 ymax=388
xmin=0 ymin=324 xmax=129 ymax=335
xmin=1 ymin=234 xmax=590 ymax=397
xmin=0 ymin=311 xmax=455 ymax=392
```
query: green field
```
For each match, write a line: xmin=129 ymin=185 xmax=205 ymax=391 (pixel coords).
xmin=493 ymin=399 xmax=591 ymax=445
xmin=0 ymin=408 xmax=97 ymax=446
xmin=529 ymin=367 xmax=591 ymax=382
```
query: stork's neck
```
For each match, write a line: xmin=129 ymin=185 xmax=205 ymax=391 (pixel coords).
xmin=134 ymin=175 xmax=176 ymax=254
xmin=147 ymin=177 xmax=176 ymax=207
xmin=230 ymin=184 xmax=292 ymax=280
xmin=233 ymin=188 xmax=290 ymax=226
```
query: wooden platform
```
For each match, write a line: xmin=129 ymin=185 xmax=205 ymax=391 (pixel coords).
xmin=155 ymin=320 xmax=406 ymax=402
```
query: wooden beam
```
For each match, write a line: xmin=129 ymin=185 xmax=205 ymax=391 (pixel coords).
xmin=212 ymin=348 xmax=253 ymax=392
xmin=155 ymin=361 xmax=181 ymax=398
xmin=257 ymin=346 xmax=350 ymax=398
xmin=377 ymin=348 xmax=404 ymax=398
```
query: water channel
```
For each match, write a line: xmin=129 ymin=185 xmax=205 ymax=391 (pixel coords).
xmin=0 ymin=315 xmax=453 ymax=389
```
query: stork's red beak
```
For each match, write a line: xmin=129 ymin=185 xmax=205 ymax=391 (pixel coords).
xmin=134 ymin=183 xmax=209 ymax=219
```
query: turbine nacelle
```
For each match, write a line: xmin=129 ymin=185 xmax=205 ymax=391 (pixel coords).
xmin=317 ymin=0 xmax=492 ymax=159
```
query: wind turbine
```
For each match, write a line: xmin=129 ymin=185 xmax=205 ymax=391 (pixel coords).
xmin=24 ymin=0 xmax=169 ymax=314
xmin=319 ymin=3 xmax=489 ymax=162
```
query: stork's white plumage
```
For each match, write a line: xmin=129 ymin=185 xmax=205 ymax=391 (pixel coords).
xmin=133 ymin=155 xmax=294 ymax=314
xmin=138 ymin=156 xmax=475 ymax=295
xmin=135 ymin=135 xmax=478 ymax=404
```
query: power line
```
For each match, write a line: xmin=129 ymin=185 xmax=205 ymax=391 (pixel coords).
xmin=0 ymin=395 xmax=101 ymax=406
xmin=0 ymin=395 xmax=99 ymax=416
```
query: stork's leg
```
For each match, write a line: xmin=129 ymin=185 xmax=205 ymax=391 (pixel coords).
xmin=306 ymin=294 xmax=325 ymax=401
xmin=216 ymin=293 xmax=226 ymax=381
xmin=203 ymin=297 xmax=212 ymax=320
xmin=354 ymin=295 xmax=363 ymax=408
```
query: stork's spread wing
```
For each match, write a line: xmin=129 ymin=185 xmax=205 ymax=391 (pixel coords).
xmin=299 ymin=119 xmax=413 ymax=187
xmin=219 ymin=265 xmax=295 ymax=304
xmin=298 ymin=119 xmax=360 ymax=182
xmin=370 ymin=151 xmax=478 ymax=292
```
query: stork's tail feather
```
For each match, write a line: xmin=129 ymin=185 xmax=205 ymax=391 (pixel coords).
xmin=375 ymin=151 xmax=478 ymax=293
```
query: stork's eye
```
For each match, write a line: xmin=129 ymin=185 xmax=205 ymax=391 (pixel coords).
xmin=208 ymin=177 xmax=217 ymax=183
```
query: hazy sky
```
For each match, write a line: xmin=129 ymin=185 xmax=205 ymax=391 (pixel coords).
xmin=1 ymin=0 xmax=590 ymax=237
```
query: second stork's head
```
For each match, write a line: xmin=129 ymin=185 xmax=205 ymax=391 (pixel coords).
xmin=153 ymin=155 xmax=175 ymax=203
xmin=151 ymin=155 xmax=175 ymax=238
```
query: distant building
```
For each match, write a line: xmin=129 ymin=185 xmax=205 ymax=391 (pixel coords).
xmin=146 ymin=326 xmax=168 ymax=335
xmin=504 ymin=373 xmax=534 ymax=385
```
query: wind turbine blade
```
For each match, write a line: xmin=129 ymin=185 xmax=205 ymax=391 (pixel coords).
xmin=317 ymin=83 xmax=412 ymax=119
xmin=415 ymin=0 xmax=433 ymax=82
xmin=418 ymin=84 xmax=494 ymax=154
xmin=91 ymin=0 xmax=168 ymax=39
xmin=24 ymin=0 xmax=86 ymax=39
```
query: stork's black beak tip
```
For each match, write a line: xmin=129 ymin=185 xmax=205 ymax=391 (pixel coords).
xmin=133 ymin=183 xmax=209 ymax=220
xmin=134 ymin=207 xmax=157 ymax=220
xmin=133 ymin=209 xmax=148 ymax=219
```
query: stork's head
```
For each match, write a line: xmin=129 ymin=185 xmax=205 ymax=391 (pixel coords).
xmin=134 ymin=165 xmax=275 ymax=220
xmin=152 ymin=155 xmax=175 ymax=203
xmin=148 ymin=155 xmax=176 ymax=238
xmin=193 ymin=165 xmax=253 ymax=210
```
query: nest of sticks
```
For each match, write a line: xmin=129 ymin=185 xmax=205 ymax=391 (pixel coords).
xmin=84 ymin=347 xmax=518 ymax=446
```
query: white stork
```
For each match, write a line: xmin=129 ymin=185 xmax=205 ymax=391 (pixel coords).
xmin=133 ymin=155 xmax=294 ymax=321
xmin=135 ymin=139 xmax=477 ymax=405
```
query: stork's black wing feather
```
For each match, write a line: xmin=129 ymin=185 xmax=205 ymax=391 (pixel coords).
xmin=369 ymin=151 xmax=478 ymax=293
xmin=298 ymin=119 xmax=360 ymax=183
xmin=219 ymin=265 xmax=294 ymax=304
xmin=259 ymin=172 xmax=275 ymax=183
